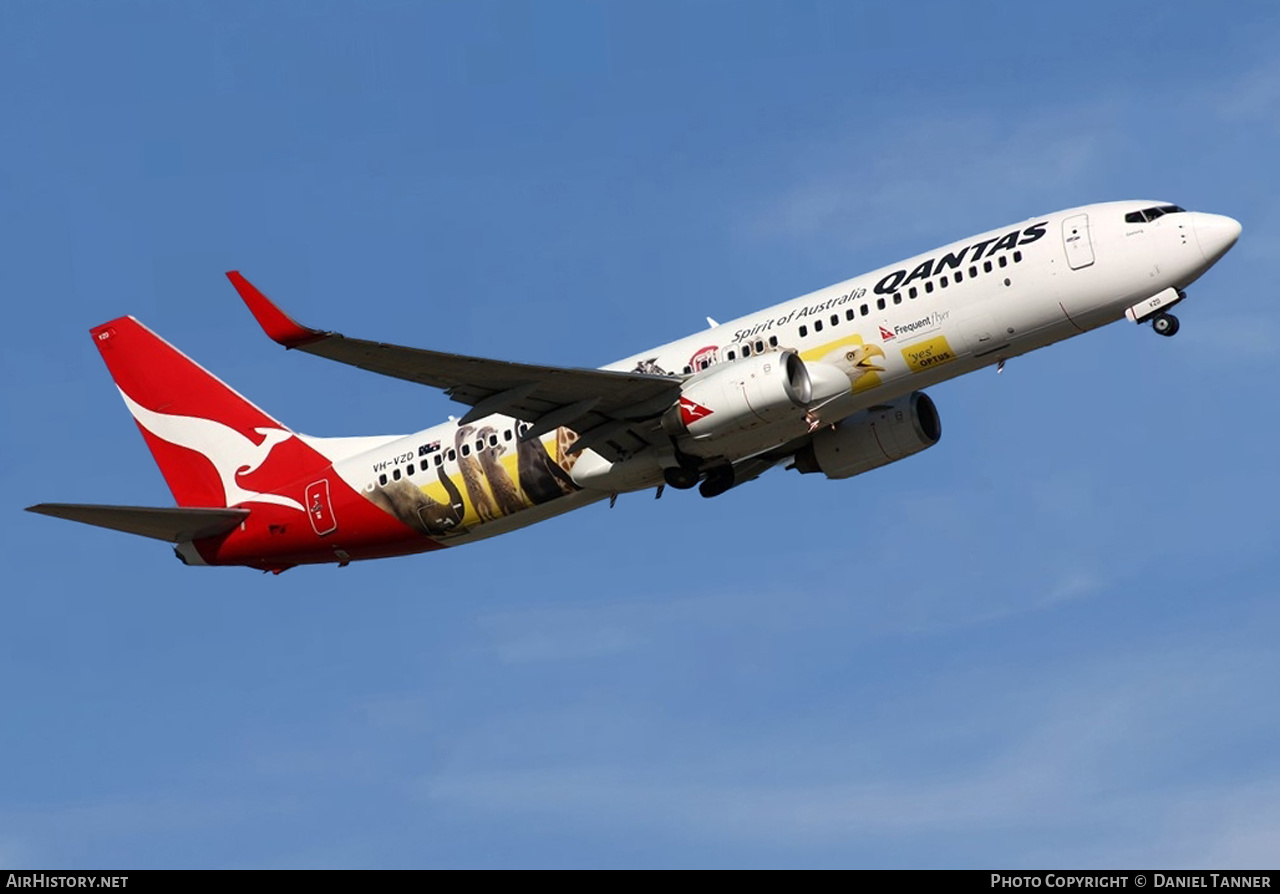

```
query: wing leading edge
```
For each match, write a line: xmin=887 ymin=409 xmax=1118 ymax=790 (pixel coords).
xmin=226 ymin=272 xmax=681 ymax=461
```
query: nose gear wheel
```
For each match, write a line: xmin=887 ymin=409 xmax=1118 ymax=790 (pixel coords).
xmin=1152 ymin=313 xmax=1180 ymax=337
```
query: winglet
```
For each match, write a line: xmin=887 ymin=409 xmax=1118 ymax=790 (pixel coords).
xmin=225 ymin=271 xmax=329 ymax=348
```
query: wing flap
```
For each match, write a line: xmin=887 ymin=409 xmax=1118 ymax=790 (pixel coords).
xmin=26 ymin=503 xmax=250 ymax=542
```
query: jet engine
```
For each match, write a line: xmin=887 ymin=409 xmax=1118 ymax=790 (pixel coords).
xmin=662 ymin=350 xmax=847 ymax=444
xmin=793 ymin=391 xmax=941 ymax=479
xmin=663 ymin=350 xmax=811 ymax=439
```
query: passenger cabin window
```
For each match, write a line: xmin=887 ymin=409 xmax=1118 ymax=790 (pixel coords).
xmin=1013 ymin=250 xmax=1022 ymax=262
xmin=925 ymin=281 xmax=934 ymax=294
xmin=742 ymin=344 xmax=751 ymax=357
xmin=379 ymin=473 xmax=387 ymax=486
xmin=983 ymin=260 xmax=993 ymax=273
xmin=969 ymin=265 xmax=978 ymax=277
xmin=830 ymin=314 xmax=838 ymax=327
xmin=940 ymin=276 xmax=948 ymax=288
xmin=727 ymin=349 xmax=736 ymax=360
xmin=407 ymin=463 xmax=415 ymax=475
xmin=909 ymin=287 xmax=918 ymax=299
xmin=461 ymin=444 xmax=470 ymax=456
xmin=876 ymin=297 xmax=886 ymax=310
xmin=846 ymin=309 xmax=855 ymax=321
xmin=393 ymin=468 xmax=401 ymax=480
xmin=769 ymin=335 xmax=778 ymax=346
xmin=814 ymin=319 xmax=823 ymax=332
xmin=955 ymin=270 xmax=963 ymax=282
xmin=860 ymin=304 xmax=869 ymax=316
xmin=893 ymin=293 xmax=902 ymax=304
xmin=799 ymin=325 xmax=808 ymax=337
xmin=998 ymin=255 xmax=1007 ymax=268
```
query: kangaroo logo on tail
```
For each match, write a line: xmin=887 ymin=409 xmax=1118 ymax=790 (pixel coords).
xmin=119 ymin=389 xmax=305 ymax=511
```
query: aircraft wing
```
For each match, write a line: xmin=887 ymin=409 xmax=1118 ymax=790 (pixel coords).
xmin=227 ymin=273 xmax=683 ymax=461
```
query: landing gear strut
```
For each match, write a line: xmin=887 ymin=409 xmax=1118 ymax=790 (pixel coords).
xmin=1152 ymin=312 xmax=1180 ymax=337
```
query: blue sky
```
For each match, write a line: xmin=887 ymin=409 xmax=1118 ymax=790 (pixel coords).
xmin=2 ymin=0 xmax=1279 ymax=868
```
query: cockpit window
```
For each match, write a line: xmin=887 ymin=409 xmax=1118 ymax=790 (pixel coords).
xmin=1124 ymin=204 xmax=1186 ymax=224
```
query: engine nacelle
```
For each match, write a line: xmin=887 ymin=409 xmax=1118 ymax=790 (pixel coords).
xmin=662 ymin=350 xmax=819 ymax=441
xmin=793 ymin=391 xmax=941 ymax=480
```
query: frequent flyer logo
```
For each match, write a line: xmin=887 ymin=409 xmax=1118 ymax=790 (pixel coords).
xmin=882 ymin=311 xmax=951 ymax=341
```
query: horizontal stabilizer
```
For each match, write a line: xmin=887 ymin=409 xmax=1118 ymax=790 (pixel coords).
xmin=25 ymin=503 xmax=250 ymax=542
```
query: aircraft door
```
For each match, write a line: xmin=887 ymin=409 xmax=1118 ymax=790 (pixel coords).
xmin=1062 ymin=213 xmax=1095 ymax=269
xmin=305 ymin=479 xmax=338 ymax=536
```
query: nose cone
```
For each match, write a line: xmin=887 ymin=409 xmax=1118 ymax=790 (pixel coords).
xmin=1194 ymin=213 xmax=1243 ymax=264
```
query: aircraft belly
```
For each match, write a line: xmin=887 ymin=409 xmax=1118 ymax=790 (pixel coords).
xmin=445 ymin=488 xmax=608 ymax=544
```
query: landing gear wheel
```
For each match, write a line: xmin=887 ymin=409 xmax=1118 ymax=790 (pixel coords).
xmin=1152 ymin=313 xmax=1180 ymax=337
xmin=698 ymin=466 xmax=736 ymax=499
xmin=663 ymin=466 xmax=700 ymax=490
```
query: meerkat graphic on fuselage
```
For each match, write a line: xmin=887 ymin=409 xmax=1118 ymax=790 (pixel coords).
xmin=432 ymin=461 xmax=467 ymax=529
xmin=476 ymin=425 xmax=527 ymax=515
xmin=367 ymin=470 xmax=465 ymax=537
xmin=456 ymin=424 xmax=501 ymax=522
xmin=515 ymin=428 xmax=574 ymax=505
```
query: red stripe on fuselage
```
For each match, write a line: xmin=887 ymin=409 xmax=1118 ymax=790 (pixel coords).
xmin=190 ymin=471 xmax=445 ymax=570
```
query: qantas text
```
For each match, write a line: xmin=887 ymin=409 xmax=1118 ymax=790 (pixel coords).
xmin=874 ymin=222 xmax=1048 ymax=294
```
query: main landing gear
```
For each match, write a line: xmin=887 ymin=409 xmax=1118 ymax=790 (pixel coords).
xmin=697 ymin=465 xmax=735 ymax=499
xmin=660 ymin=451 xmax=736 ymax=498
xmin=662 ymin=466 xmax=699 ymax=490
xmin=1152 ymin=312 xmax=1180 ymax=337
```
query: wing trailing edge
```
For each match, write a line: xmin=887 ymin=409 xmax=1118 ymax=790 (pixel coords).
xmin=224 ymin=271 xmax=684 ymax=461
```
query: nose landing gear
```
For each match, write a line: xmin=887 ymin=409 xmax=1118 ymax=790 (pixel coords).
xmin=1125 ymin=287 xmax=1185 ymax=336
xmin=1152 ymin=312 xmax=1180 ymax=337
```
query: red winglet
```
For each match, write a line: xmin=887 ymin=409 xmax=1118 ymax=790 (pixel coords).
xmin=225 ymin=271 xmax=328 ymax=348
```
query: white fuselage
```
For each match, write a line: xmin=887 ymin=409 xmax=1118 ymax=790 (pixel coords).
xmin=325 ymin=200 xmax=1239 ymax=543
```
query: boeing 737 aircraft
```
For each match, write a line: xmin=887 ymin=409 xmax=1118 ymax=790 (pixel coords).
xmin=27 ymin=201 xmax=1241 ymax=572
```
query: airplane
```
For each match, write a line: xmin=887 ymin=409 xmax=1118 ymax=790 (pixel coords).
xmin=26 ymin=200 xmax=1241 ymax=573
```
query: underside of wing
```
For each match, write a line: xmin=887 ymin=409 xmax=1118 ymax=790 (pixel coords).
xmin=227 ymin=272 xmax=682 ymax=460
xmin=26 ymin=504 xmax=250 ymax=542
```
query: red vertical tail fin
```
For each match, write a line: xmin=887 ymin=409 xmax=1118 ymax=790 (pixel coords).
xmin=91 ymin=316 xmax=328 ymax=509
